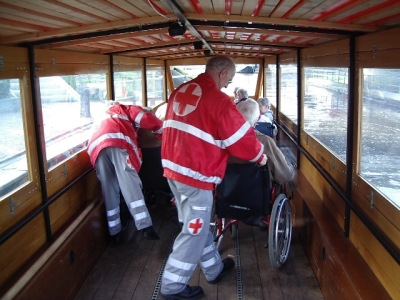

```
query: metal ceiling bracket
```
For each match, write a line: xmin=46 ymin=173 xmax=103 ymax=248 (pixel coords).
xmin=332 ymin=158 xmax=336 ymax=170
xmin=161 ymin=0 xmax=214 ymax=55
xmin=0 ymin=55 xmax=3 ymax=70
xmin=369 ymin=190 xmax=375 ymax=208
xmin=372 ymin=43 xmax=377 ymax=58
xmin=52 ymin=58 xmax=55 ymax=69
xmin=9 ymin=197 xmax=15 ymax=216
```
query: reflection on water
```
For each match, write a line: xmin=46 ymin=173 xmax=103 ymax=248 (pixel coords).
xmin=304 ymin=83 xmax=400 ymax=208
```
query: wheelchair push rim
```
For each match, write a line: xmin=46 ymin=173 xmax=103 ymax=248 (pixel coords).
xmin=268 ymin=194 xmax=292 ymax=269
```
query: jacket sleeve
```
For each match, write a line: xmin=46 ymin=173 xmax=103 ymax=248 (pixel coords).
xmin=128 ymin=106 xmax=163 ymax=138
xmin=217 ymin=102 xmax=264 ymax=163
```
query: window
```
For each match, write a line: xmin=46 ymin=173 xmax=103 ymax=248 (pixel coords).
xmin=114 ymin=71 xmax=143 ymax=105
xmin=228 ymin=64 xmax=259 ymax=97
xmin=280 ymin=65 xmax=298 ymax=123
xmin=169 ymin=65 xmax=201 ymax=89
xmin=265 ymin=64 xmax=277 ymax=107
xmin=0 ymin=79 xmax=29 ymax=198
xmin=360 ymin=68 xmax=400 ymax=208
xmin=303 ymin=67 xmax=348 ymax=161
xmin=146 ymin=65 xmax=165 ymax=107
xmin=39 ymin=74 xmax=107 ymax=169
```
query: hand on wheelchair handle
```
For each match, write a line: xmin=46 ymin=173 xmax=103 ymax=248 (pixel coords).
xmin=258 ymin=154 xmax=268 ymax=166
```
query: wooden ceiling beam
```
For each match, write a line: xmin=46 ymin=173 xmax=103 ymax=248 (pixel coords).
xmin=40 ymin=29 xmax=171 ymax=49
xmin=208 ymin=38 xmax=302 ymax=49
xmin=0 ymin=15 xmax=173 ymax=44
xmin=195 ymin=25 xmax=342 ymax=39
xmin=100 ymin=41 xmax=195 ymax=55
xmin=186 ymin=13 xmax=380 ymax=32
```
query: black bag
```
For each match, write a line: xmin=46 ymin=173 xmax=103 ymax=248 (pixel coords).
xmin=216 ymin=163 xmax=270 ymax=224
xmin=255 ymin=122 xmax=274 ymax=137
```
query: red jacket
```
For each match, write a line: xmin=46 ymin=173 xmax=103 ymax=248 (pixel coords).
xmin=162 ymin=73 xmax=264 ymax=190
xmin=87 ymin=104 xmax=163 ymax=172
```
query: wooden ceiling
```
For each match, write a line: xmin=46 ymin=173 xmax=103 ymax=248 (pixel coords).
xmin=0 ymin=0 xmax=399 ymax=60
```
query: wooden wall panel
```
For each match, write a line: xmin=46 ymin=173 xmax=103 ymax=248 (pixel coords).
xmin=356 ymin=27 xmax=400 ymax=68
xmin=113 ymin=55 xmax=144 ymax=72
xmin=50 ymin=174 xmax=101 ymax=236
xmin=278 ymin=113 xmax=297 ymax=138
xmin=294 ymin=171 xmax=392 ymax=300
xmin=0 ymin=214 xmax=47 ymax=289
xmin=349 ymin=212 xmax=400 ymax=299
xmin=34 ymin=49 xmax=109 ymax=76
xmin=8 ymin=200 xmax=108 ymax=300
xmin=352 ymin=178 xmax=400 ymax=233
xmin=0 ymin=192 xmax=42 ymax=233
xmin=300 ymin=154 xmax=345 ymax=231
xmin=352 ymin=185 xmax=400 ymax=251
xmin=302 ymin=38 xmax=350 ymax=68
xmin=280 ymin=50 xmax=297 ymax=65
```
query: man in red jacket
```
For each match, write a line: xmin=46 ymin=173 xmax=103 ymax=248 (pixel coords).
xmin=87 ymin=102 xmax=163 ymax=242
xmin=160 ymin=56 xmax=267 ymax=300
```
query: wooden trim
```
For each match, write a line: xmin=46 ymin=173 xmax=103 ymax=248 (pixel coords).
xmin=254 ymin=66 xmax=263 ymax=99
xmin=0 ymin=45 xmax=41 ymax=219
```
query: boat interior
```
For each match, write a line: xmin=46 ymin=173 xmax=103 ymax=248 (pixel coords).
xmin=0 ymin=0 xmax=399 ymax=299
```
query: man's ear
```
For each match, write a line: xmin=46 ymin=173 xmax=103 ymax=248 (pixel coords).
xmin=220 ymin=68 xmax=227 ymax=77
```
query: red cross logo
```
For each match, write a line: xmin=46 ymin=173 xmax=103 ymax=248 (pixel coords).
xmin=188 ymin=217 xmax=204 ymax=235
xmin=173 ymin=83 xmax=201 ymax=116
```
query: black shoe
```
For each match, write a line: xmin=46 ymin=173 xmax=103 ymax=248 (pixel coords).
xmin=143 ymin=226 xmax=160 ymax=240
xmin=161 ymin=285 xmax=204 ymax=300
xmin=207 ymin=257 xmax=235 ymax=284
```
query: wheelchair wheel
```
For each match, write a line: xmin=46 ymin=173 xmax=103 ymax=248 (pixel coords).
xmin=268 ymin=194 xmax=292 ymax=268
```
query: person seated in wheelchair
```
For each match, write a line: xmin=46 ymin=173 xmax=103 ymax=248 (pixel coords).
xmin=235 ymin=98 xmax=297 ymax=192
xmin=216 ymin=99 xmax=296 ymax=229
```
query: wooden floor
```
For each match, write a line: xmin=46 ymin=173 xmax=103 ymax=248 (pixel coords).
xmin=74 ymin=196 xmax=324 ymax=300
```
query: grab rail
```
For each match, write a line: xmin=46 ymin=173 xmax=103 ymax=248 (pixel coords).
xmin=0 ymin=168 xmax=93 ymax=245
xmin=276 ymin=122 xmax=400 ymax=265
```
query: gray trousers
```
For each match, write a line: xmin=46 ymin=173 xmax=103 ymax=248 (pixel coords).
xmin=161 ymin=179 xmax=223 ymax=295
xmin=95 ymin=147 xmax=152 ymax=236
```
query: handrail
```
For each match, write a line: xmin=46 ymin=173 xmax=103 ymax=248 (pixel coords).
xmin=276 ymin=122 xmax=400 ymax=265
xmin=0 ymin=168 xmax=93 ymax=245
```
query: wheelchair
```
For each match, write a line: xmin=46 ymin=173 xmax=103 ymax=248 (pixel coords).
xmin=211 ymin=162 xmax=293 ymax=269
xmin=137 ymin=129 xmax=173 ymax=207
